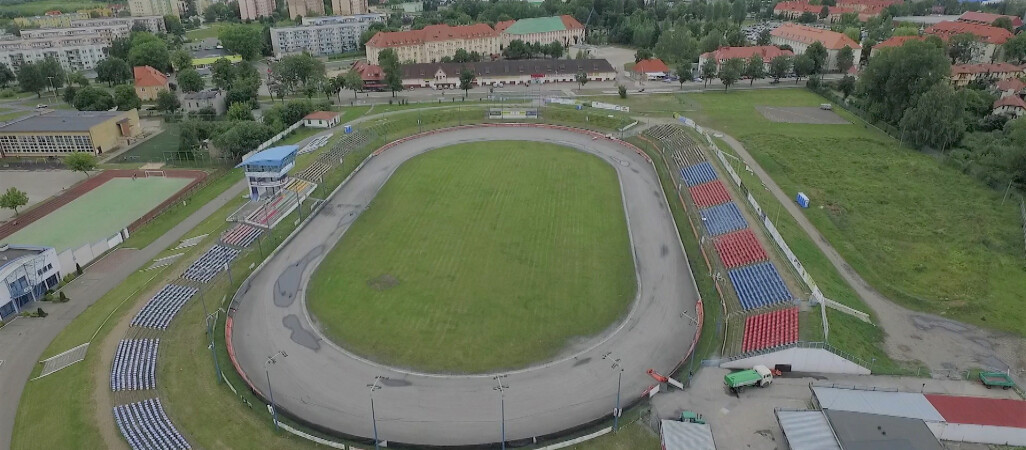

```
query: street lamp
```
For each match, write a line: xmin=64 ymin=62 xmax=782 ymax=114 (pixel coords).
xmin=265 ymin=350 xmax=287 ymax=431
xmin=603 ymin=352 xmax=624 ymax=432
xmin=493 ymin=374 xmax=509 ymax=450
xmin=367 ymin=375 xmax=387 ymax=450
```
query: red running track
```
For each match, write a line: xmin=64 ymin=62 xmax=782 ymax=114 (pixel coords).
xmin=714 ymin=229 xmax=769 ymax=268
xmin=741 ymin=307 xmax=799 ymax=353
xmin=688 ymin=180 xmax=732 ymax=208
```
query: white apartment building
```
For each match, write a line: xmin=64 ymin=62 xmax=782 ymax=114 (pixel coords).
xmin=0 ymin=34 xmax=109 ymax=71
xmin=68 ymin=16 xmax=166 ymax=34
xmin=128 ymin=0 xmax=180 ymax=18
xmin=21 ymin=24 xmax=131 ymax=46
xmin=271 ymin=14 xmax=384 ymax=57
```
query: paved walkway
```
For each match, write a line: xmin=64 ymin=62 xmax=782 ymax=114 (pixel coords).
xmin=0 ymin=179 xmax=245 ymax=450
xmin=707 ymin=129 xmax=1026 ymax=384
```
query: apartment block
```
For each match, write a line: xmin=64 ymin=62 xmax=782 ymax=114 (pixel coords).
xmin=68 ymin=16 xmax=166 ymax=34
xmin=287 ymin=0 xmax=324 ymax=19
xmin=128 ymin=0 xmax=181 ymax=18
xmin=332 ymin=0 xmax=368 ymax=16
xmin=240 ymin=0 xmax=276 ymax=21
xmin=271 ymin=14 xmax=384 ymax=57
xmin=0 ymin=34 xmax=110 ymax=71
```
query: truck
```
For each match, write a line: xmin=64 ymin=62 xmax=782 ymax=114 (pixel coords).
xmin=724 ymin=365 xmax=774 ymax=390
xmin=979 ymin=371 xmax=1016 ymax=390
xmin=679 ymin=411 xmax=705 ymax=424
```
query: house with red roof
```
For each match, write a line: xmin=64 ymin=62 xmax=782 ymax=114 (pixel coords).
xmin=957 ymin=11 xmax=1022 ymax=29
xmin=770 ymin=23 xmax=862 ymax=71
xmin=351 ymin=60 xmax=384 ymax=90
xmin=365 ymin=23 xmax=501 ymax=64
xmin=133 ymin=65 xmax=168 ymax=101
xmin=949 ymin=62 xmax=1024 ymax=86
xmin=632 ymin=58 xmax=670 ymax=79
xmin=699 ymin=46 xmax=794 ymax=72
xmin=994 ymin=77 xmax=1026 ymax=97
xmin=989 ymin=93 xmax=1023 ymax=116
xmin=925 ymin=21 xmax=1013 ymax=63
xmin=303 ymin=111 xmax=341 ymax=128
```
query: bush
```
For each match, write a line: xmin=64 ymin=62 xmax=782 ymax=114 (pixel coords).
xmin=0 ymin=88 xmax=20 ymax=98
xmin=75 ymin=262 xmax=82 ymax=275
xmin=618 ymin=84 xmax=627 ymax=99
xmin=36 ymin=307 xmax=47 ymax=318
xmin=42 ymin=291 xmax=54 ymax=302
xmin=58 ymin=291 xmax=69 ymax=302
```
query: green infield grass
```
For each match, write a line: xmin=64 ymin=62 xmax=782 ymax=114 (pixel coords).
xmin=307 ymin=141 xmax=636 ymax=373
xmin=7 ymin=177 xmax=189 ymax=251
xmin=686 ymin=88 xmax=1026 ymax=335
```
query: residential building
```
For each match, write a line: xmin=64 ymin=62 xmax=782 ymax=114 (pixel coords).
xmin=890 ymin=15 xmax=959 ymax=26
xmin=0 ymin=34 xmax=110 ymax=71
xmin=14 ymin=13 xmax=89 ymax=29
xmin=494 ymin=15 xmax=585 ymax=47
xmin=949 ymin=62 xmax=1024 ymax=87
xmin=0 ymin=244 xmax=61 ymax=320
xmin=993 ymin=95 xmax=1026 ymax=117
xmin=633 ymin=58 xmax=670 ymax=79
xmin=0 ymin=110 xmax=141 ymax=157
xmin=351 ymin=59 xmax=384 ymax=89
xmin=68 ymin=16 xmax=166 ymax=34
xmin=287 ymin=0 xmax=324 ymax=20
xmin=770 ymin=23 xmax=862 ymax=71
xmin=128 ymin=0 xmax=181 ymax=18
xmin=925 ymin=21 xmax=1011 ymax=62
xmin=699 ymin=46 xmax=794 ymax=71
xmin=271 ymin=14 xmax=385 ymax=57
xmin=366 ymin=23 xmax=500 ymax=64
xmin=134 ymin=66 xmax=169 ymax=101
xmin=773 ymin=0 xmax=888 ymax=22
xmin=239 ymin=0 xmax=275 ymax=20
xmin=398 ymin=59 xmax=616 ymax=88
xmin=957 ymin=11 xmax=1022 ymax=29
xmin=872 ymin=35 xmax=925 ymax=52
xmin=332 ymin=0 xmax=368 ymax=16
xmin=181 ymin=90 xmax=227 ymax=115
xmin=994 ymin=77 xmax=1026 ymax=97
xmin=21 ymin=24 xmax=131 ymax=46
xmin=303 ymin=111 xmax=341 ymax=128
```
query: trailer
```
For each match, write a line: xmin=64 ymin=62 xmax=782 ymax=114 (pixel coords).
xmin=979 ymin=371 xmax=1016 ymax=390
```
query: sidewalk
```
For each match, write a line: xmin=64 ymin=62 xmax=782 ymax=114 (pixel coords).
xmin=0 ymin=179 xmax=245 ymax=450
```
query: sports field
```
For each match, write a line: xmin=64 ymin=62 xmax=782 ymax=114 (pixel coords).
xmin=686 ymin=89 xmax=1026 ymax=334
xmin=6 ymin=177 xmax=190 ymax=250
xmin=307 ymin=141 xmax=636 ymax=373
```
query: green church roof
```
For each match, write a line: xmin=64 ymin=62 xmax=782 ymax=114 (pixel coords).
xmin=503 ymin=16 xmax=567 ymax=35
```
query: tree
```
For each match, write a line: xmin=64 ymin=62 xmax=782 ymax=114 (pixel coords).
xmin=546 ymin=41 xmax=564 ymax=59
xmin=677 ymin=62 xmax=692 ymax=88
xmin=459 ymin=68 xmax=474 ymax=96
xmin=719 ymin=57 xmax=744 ymax=90
xmin=344 ymin=69 xmax=363 ymax=100
xmin=793 ymin=53 xmax=815 ymax=83
xmin=699 ymin=32 xmax=723 ymax=53
xmin=128 ymin=40 xmax=171 ymax=72
xmin=113 ymin=85 xmax=142 ymax=111
xmin=171 ymin=49 xmax=192 ymax=71
xmin=213 ymin=121 xmax=275 ymax=158
xmin=177 ymin=68 xmax=204 ymax=92
xmin=757 ymin=29 xmax=772 ymax=46
xmin=843 ymin=27 xmax=861 ymax=44
xmin=837 ymin=45 xmax=855 ymax=74
xmin=219 ymin=24 xmax=263 ymax=60
xmin=67 ymin=71 xmax=89 ymax=87
xmin=95 ymin=58 xmax=132 ymax=86
xmin=156 ymin=89 xmax=181 ymax=113
xmin=805 ymin=41 xmax=828 ymax=73
xmin=992 ymin=17 xmax=1014 ymax=32
xmin=179 ymin=120 xmax=201 ymax=152
xmin=947 ymin=33 xmax=980 ymax=64
xmin=655 ymin=28 xmax=700 ymax=65
xmin=634 ymin=48 xmax=653 ymax=62
xmin=618 ymin=84 xmax=627 ymax=98
xmin=379 ymin=49 xmax=403 ymax=97
xmin=745 ymin=54 xmax=764 ymax=85
xmin=227 ymin=102 xmax=254 ymax=120
xmin=732 ymin=0 xmax=747 ymax=25
xmin=819 ymin=5 xmax=830 ymax=19
xmin=837 ymin=75 xmax=856 ymax=99
xmin=164 ymin=15 xmax=185 ymax=36
xmin=36 ymin=58 xmax=65 ymax=93
xmin=210 ymin=58 xmax=236 ymax=90
xmin=0 ymin=187 xmax=28 ymax=216
xmin=1003 ymin=33 xmax=1026 ymax=63
xmin=856 ymin=40 xmax=950 ymax=124
xmin=17 ymin=63 xmax=45 ymax=97
xmin=769 ymin=55 xmax=792 ymax=82
xmin=73 ymin=86 xmax=115 ymax=111
xmin=799 ymin=11 xmax=817 ymax=23
xmin=899 ymin=82 xmax=965 ymax=151
xmin=575 ymin=70 xmax=588 ymax=90
xmin=273 ymin=53 xmax=326 ymax=94
xmin=64 ymin=152 xmax=97 ymax=177
xmin=0 ymin=63 xmax=14 ymax=88
xmin=700 ymin=58 xmax=717 ymax=87
xmin=453 ymin=48 xmax=471 ymax=63
xmin=63 ymin=86 xmax=78 ymax=104
xmin=109 ymin=37 xmax=132 ymax=60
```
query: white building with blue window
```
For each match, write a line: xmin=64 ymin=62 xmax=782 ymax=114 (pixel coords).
xmin=0 ymin=244 xmax=61 ymax=320
xmin=237 ymin=145 xmax=299 ymax=201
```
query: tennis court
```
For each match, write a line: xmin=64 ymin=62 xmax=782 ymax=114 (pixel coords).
xmin=5 ymin=177 xmax=190 ymax=250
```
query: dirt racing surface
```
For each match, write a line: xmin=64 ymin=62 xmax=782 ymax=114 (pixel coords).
xmin=756 ymin=106 xmax=850 ymax=124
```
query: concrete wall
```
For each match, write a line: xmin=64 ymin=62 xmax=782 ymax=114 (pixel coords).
xmin=720 ymin=347 xmax=870 ymax=374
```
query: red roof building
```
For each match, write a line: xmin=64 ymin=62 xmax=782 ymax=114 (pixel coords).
xmin=995 ymin=77 xmax=1026 ymax=93
xmin=926 ymin=20 xmax=1013 ymax=44
xmin=365 ymin=23 xmax=501 ymax=64
xmin=351 ymin=60 xmax=384 ymax=88
xmin=957 ymin=11 xmax=1023 ymax=29
xmin=303 ymin=111 xmax=341 ymax=128
xmin=950 ymin=62 xmax=1025 ymax=86
xmin=633 ymin=58 xmax=670 ymax=76
xmin=133 ymin=65 xmax=168 ymax=101
xmin=699 ymin=46 xmax=794 ymax=71
xmin=873 ymin=35 xmax=926 ymax=50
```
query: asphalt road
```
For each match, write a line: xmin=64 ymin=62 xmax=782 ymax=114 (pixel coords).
xmin=229 ymin=126 xmax=700 ymax=446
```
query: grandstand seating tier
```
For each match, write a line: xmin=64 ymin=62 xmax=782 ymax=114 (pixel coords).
xmin=741 ymin=307 xmax=799 ymax=353
xmin=714 ymin=229 xmax=769 ymax=268
xmin=728 ymin=262 xmax=794 ymax=311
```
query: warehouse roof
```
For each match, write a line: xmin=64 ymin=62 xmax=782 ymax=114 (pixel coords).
xmin=825 ymin=409 xmax=943 ymax=450
xmin=0 ymin=110 xmax=126 ymax=133
xmin=660 ymin=420 xmax=715 ymax=450
xmin=812 ymin=387 xmax=945 ymax=421
xmin=776 ymin=410 xmax=841 ymax=450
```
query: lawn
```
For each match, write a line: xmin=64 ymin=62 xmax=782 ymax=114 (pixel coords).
xmin=565 ymin=421 xmax=660 ymax=449
xmin=115 ymin=123 xmax=182 ymax=163
xmin=685 ymin=89 xmax=1026 ymax=335
xmin=0 ymin=110 xmax=28 ymax=122
xmin=6 ymin=177 xmax=189 ymax=251
xmin=0 ymin=0 xmax=104 ymax=15
xmin=307 ymin=142 xmax=636 ymax=373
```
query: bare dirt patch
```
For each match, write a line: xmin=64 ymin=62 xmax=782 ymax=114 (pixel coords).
xmin=756 ymin=106 xmax=849 ymax=124
xmin=367 ymin=274 xmax=399 ymax=291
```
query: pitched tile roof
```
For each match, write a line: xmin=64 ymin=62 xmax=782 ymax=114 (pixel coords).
xmin=925 ymin=21 xmax=1013 ymax=44
xmin=702 ymin=45 xmax=794 ymax=62
xmin=873 ymin=35 xmax=925 ymax=49
xmin=133 ymin=65 xmax=167 ymax=87
xmin=366 ymin=23 xmax=498 ymax=48
xmin=993 ymin=94 xmax=1026 ymax=109
xmin=304 ymin=111 xmax=340 ymax=120
xmin=995 ymin=77 xmax=1026 ymax=91
xmin=770 ymin=23 xmax=861 ymax=49
xmin=494 ymin=20 xmax=515 ymax=33
xmin=951 ymin=62 xmax=1024 ymax=75
xmin=774 ymin=1 xmax=855 ymax=15
xmin=352 ymin=60 xmax=383 ymax=81
xmin=633 ymin=58 xmax=670 ymax=73
xmin=958 ymin=11 xmax=1023 ymax=28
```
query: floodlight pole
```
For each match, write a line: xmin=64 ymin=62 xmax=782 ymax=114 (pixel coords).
xmin=494 ymin=375 xmax=509 ymax=450
xmin=368 ymin=375 xmax=386 ymax=450
xmin=603 ymin=352 xmax=623 ymax=432
xmin=265 ymin=350 xmax=287 ymax=432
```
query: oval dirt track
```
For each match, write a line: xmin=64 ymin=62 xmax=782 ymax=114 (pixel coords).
xmin=228 ymin=125 xmax=701 ymax=446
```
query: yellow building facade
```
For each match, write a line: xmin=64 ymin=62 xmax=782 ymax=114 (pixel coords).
xmin=0 ymin=110 xmax=141 ymax=157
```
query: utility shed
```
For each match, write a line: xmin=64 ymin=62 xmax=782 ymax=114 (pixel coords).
xmin=660 ymin=419 xmax=715 ymax=450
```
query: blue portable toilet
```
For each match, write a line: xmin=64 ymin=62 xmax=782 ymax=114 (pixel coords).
xmin=576 ymin=104 xmax=583 ymax=110
xmin=344 ymin=124 xmax=353 ymax=134
xmin=796 ymin=192 xmax=810 ymax=208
